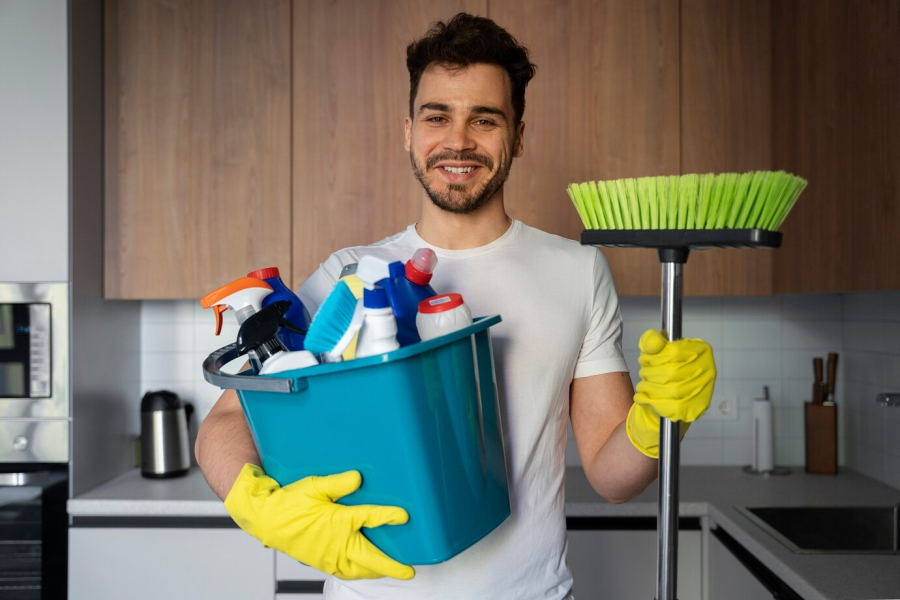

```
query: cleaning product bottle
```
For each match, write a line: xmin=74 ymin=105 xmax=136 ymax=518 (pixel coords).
xmin=416 ymin=293 xmax=473 ymax=341
xmin=247 ymin=267 xmax=310 ymax=352
xmin=354 ymin=256 xmax=405 ymax=358
xmin=236 ymin=301 xmax=318 ymax=374
xmin=394 ymin=248 xmax=439 ymax=346
xmin=200 ymin=277 xmax=274 ymax=371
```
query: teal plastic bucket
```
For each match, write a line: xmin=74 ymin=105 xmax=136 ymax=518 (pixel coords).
xmin=213 ymin=315 xmax=510 ymax=565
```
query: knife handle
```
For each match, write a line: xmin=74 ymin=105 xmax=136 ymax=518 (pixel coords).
xmin=813 ymin=357 xmax=824 ymax=404
xmin=826 ymin=353 xmax=838 ymax=400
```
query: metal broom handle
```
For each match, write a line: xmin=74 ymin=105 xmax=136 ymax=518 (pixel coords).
xmin=657 ymin=261 xmax=682 ymax=600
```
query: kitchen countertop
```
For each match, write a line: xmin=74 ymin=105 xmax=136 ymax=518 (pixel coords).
xmin=70 ymin=466 xmax=900 ymax=599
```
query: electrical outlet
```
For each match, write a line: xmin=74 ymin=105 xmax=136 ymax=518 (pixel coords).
xmin=706 ymin=395 xmax=738 ymax=420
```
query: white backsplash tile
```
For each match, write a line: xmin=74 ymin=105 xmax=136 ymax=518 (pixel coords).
xmin=781 ymin=320 xmax=842 ymax=350
xmin=137 ymin=292 xmax=900 ymax=486
xmin=719 ymin=296 xmax=780 ymax=320
xmin=842 ymin=292 xmax=885 ymax=322
xmin=782 ymin=294 xmax=841 ymax=321
xmin=721 ymin=321 xmax=780 ymax=350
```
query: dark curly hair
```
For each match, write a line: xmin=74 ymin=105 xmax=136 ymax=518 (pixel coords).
xmin=406 ymin=13 xmax=536 ymax=125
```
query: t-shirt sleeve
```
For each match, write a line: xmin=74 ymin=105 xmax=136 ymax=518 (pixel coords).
xmin=296 ymin=252 xmax=349 ymax=317
xmin=574 ymin=249 xmax=628 ymax=378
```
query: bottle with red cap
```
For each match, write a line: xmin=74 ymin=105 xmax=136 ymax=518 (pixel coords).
xmin=416 ymin=293 xmax=473 ymax=341
xmin=247 ymin=267 xmax=311 ymax=352
xmin=393 ymin=248 xmax=438 ymax=346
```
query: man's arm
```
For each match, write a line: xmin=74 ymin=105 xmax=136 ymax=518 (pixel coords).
xmin=195 ymin=388 xmax=260 ymax=500
xmin=570 ymin=371 xmax=657 ymax=504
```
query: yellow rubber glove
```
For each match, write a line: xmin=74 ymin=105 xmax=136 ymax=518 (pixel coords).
xmin=626 ymin=330 xmax=717 ymax=458
xmin=224 ymin=464 xmax=414 ymax=580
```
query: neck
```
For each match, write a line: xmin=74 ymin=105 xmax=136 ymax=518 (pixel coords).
xmin=416 ymin=189 xmax=512 ymax=250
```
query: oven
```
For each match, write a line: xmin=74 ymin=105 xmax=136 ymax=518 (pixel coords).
xmin=0 ymin=283 xmax=69 ymax=599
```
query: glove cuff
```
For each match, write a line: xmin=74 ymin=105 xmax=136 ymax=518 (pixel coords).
xmin=224 ymin=463 xmax=276 ymax=537
xmin=626 ymin=404 xmax=691 ymax=459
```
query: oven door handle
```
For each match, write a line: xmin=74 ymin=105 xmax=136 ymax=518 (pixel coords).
xmin=0 ymin=472 xmax=41 ymax=486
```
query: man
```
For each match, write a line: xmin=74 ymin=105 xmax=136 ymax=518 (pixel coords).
xmin=196 ymin=13 xmax=715 ymax=600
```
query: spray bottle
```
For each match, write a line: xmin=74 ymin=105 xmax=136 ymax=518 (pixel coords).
xmin=354 ymin=256 xmax=405 ymax=358
xmin=200 ymin=277 xmax=274 ymax=372
xmin=236 ymin=301 xmax=318 ymax=374
xmin=394 ymin=248 xmax=438 ymax=346
xmin=247 ymin=267 xmax=310 ymax=352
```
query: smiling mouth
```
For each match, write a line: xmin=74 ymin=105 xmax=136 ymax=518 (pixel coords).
xmin=441 ymin=165 xmax=478 ymax=174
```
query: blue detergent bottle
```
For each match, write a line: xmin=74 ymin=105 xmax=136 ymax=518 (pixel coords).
xmin=247 ymin=267 xmax=311 ymax=351
xmin=394 ymin=248 xmax=438 ymax=346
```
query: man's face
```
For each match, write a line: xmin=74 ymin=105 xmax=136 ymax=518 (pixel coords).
xmin=405 ymin=63 xmax=524 ymax=214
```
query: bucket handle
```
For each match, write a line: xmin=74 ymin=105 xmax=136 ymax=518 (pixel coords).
xmin=202 ymin=344 xmax=299 ymax=393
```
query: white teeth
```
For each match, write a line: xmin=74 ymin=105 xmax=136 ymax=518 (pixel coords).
xmin=442 ymin=166 xmax=475 ymax=174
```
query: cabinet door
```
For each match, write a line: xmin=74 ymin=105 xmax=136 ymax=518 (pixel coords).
xmin=0 ymin=0 xmax=69 ymax=282
xmin=567 ymin=529 xmax=702 ymax=600
xmin=291 ymin=0 xmax=487 ymax=285
xmin=490 ymin=0 xmax=680 ymax=297
xmin=69 ymin=528 xmax=275 ymax=600
xmin=276 ymin=550 xmax=325 ymax=597
xmin=680 ymin=0 xmax=775 ymax=296
xmin=707 ymin=529 xmax=772 ymax=600
xmin=104 ymin=0 xmax=292 ymax=299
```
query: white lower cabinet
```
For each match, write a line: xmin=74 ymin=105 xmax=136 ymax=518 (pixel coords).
xmin=707 ymin=528 xmax=774 ymax=600
xmin=69 ymin=527 xmax=274 ymax=600
xmin=276 ymin=550 xmax=326 ymax=598
xmin=567 ymin=526 xmax=702 ymax=600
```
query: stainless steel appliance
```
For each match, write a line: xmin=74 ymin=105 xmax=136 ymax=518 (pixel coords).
xmin=140 ymin=391 xmax=191 ymax=479
xmin=0 ymin=283 xmax=69 ymax=599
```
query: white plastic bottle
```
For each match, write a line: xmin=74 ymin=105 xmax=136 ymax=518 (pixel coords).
xmin=258 ymin=349 xmax=319 ymax=375
xmin=354 ymin=255 xmax=405 ymax=358
xmin=416 ymin=293 xmax=473 ymax=341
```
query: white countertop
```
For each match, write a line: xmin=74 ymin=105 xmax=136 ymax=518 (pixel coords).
xmin=69 ymin=465 xmax=900 ymax=599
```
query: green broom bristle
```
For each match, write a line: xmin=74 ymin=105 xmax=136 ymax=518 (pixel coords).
xmin=568 ymin=171 xmax=807 ymax=232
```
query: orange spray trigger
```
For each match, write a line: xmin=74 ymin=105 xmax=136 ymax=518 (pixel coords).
xmin=212 ymin=305 xmax=227 ymax=336
xmin=200 ymin=277 xmax=274 ymax=336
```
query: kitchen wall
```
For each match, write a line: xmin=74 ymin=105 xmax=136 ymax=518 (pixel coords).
xmin=140 ymin=290 xmax=899 ymax=487
xmin=839 ymin=291 xmax=900 ymax=489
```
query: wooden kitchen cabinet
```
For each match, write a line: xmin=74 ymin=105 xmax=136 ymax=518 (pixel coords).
xmin=104 ymin=0 xmax=899 ymax=298
xmin=104 ymin=0 xmax=292 ymax=299
xmin=69 ymin=527 xmax=275 ymax=599
xmin=291 ymin=0 xmax=487 ymax=284
xmin=773 ymin=0 xmax=900 ymax=294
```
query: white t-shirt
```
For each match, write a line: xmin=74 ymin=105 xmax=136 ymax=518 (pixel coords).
xmin=297 ymin=219 xmax=627 ymax=600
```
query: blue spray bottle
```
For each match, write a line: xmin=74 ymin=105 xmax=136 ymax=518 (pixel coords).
xmin=394 ymin=248 xmax=438 ymax=346
xmin=247 ymin=267 xmax=311 ymax=351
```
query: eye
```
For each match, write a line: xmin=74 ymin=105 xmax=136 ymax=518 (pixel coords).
xmin=474 ymin=119 xmax=495 ymax=126
xmin=426 ymin=116 xmax=447 ymax=124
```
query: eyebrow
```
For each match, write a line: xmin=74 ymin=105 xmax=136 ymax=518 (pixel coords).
xmin=418 ymin=102 xmax=509 ymax=123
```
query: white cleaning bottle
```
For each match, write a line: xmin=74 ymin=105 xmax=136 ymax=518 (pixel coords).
xmin=201 ymin=277 xmax=274 ymax=371
xmin=355 ymin=256 xmax=406 ymax=358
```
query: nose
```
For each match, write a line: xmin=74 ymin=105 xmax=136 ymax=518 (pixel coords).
xmin=443 ymin=121 xmax=475 ymax=152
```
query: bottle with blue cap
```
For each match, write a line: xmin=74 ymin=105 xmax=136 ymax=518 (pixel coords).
xmin=354 ymin=256 xmax=406 ymax=358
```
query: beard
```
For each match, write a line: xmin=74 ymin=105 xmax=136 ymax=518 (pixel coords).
xmin=410 ymin=148 xmax=513 ymax=215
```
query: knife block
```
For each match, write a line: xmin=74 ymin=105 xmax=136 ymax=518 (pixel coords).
xmin=804 ymin=402 xmax=837 ymax=474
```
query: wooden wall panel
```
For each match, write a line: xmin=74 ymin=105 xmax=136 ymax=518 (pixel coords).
xmin=681 ymin=0 xmax=775 ymax=296
xmin=772 ymin=0 xmax=848 ymax=294
xmin=491 ymin=0 xmax=680 ymax=297
xmin=105 ymin=0 xmax=292 ymax=298
xmin=842 ymin=1 xmax=900 ymax=291
xmin=292 ymin=0 xmax=487 ymax=284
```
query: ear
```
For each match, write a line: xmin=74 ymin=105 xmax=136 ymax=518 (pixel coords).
xmin=513 ymin=120 xmax=525 ymax=158
xmin=404 ymin=117 xmax=412 ymax=152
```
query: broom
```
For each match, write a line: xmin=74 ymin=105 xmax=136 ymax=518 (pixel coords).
xmin=567 ymin=170 xmax=807 ymax=600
